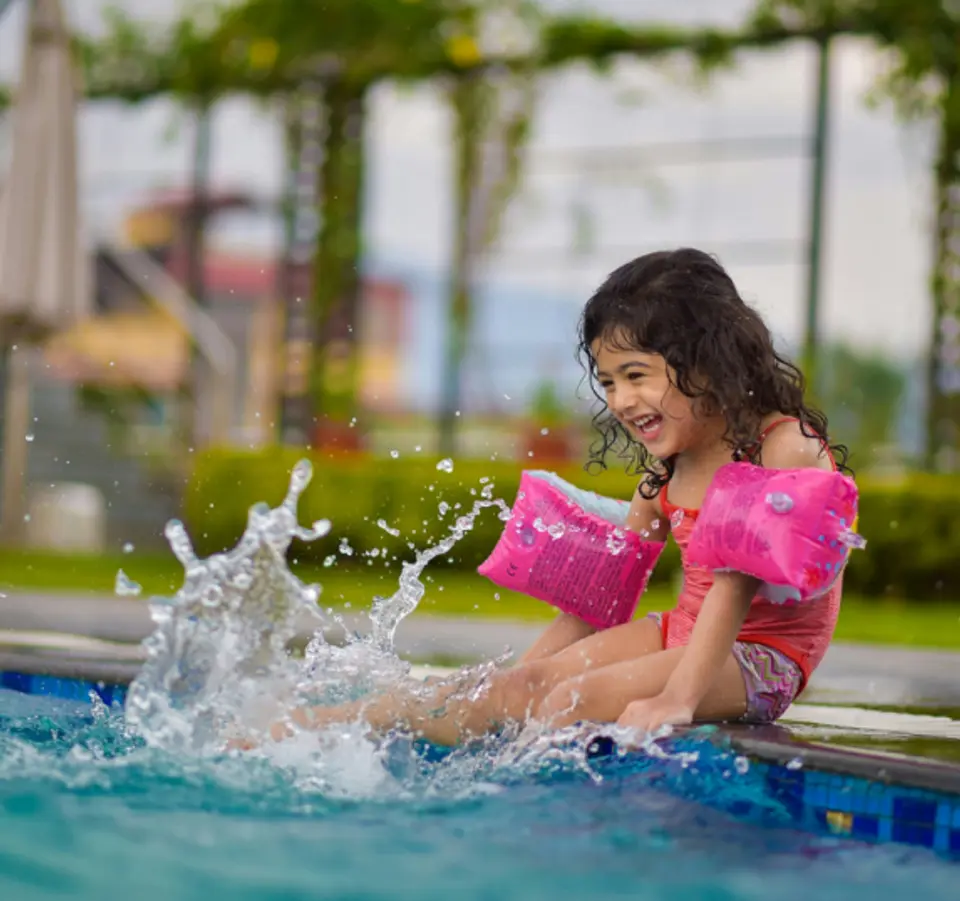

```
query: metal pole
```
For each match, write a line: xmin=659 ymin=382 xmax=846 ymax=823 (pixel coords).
xmin=802 ymin=36 xmax=831 ymax=396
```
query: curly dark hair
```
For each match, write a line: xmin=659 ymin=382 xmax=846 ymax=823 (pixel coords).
xmin=577 ymin=248 xmax=851 ymax=498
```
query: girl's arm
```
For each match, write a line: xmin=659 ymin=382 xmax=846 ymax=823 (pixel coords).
xmin=619 ymin=424 xmax=833 ymax=729
xmin=519 ymin=481 xmax=669 ymax=664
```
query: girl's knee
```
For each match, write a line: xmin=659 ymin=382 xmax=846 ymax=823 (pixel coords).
xmin=534 ymin=676 xmax=589 ymax=723
xmin=490 ymin=659 xmax=566 ymax=715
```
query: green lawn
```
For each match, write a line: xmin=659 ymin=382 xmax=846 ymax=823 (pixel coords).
xmin=1 ymin=550 xmax=959 ymax=651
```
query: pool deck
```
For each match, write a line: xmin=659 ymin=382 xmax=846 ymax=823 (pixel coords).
xmin=2 ymin=589 xmax=959 ymax=770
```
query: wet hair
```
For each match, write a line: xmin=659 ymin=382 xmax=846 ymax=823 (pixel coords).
xmin=577 ymin=248 xmax=850 ymax=497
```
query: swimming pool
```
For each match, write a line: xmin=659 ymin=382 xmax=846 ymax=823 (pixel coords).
xmin=0 ymin=685 xmax=956 ymax=901
xmin=3 ymin=462 xmax=957 ymax=900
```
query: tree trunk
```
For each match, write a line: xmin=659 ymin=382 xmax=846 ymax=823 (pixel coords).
xmin=438 ymin=75 xmax=484 ymax=458
xmin=278 ymin=89 xmax=320 ymax=446
xmin=310 ymin=78 xmax=367 ymax=446
xmin=924 ymin=72 xmax=960 ymax=471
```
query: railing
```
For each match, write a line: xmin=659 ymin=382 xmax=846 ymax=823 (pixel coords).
xmin=102 ymin=244 xmax=238 ymax=446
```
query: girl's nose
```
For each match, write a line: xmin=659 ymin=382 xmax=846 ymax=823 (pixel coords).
xmin=609 ymin=387 xmax=635 ymax=418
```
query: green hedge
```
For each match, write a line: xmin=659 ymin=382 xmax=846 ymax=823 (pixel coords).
xmin=183 ymin=448 xmax=960 ymax=601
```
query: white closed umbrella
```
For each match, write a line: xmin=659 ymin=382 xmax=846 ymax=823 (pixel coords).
xmin=0 ymin=0 xmax=89 ymax=543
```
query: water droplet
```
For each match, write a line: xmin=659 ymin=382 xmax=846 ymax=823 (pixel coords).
xmin=786 ymin=756 xmax=804 ymax=771
xmin=438 ymin=501 xmax=450 ymax=517
xmin=606 ymin=528 xmax=627 ymax=555
xmin=309 ymin=519 xmax=332 ymax=539
xmin=734 ymin=756 xmax=750 ymax=775
xmin=323 ymin=555 xmax=337 ymax=568
xmin=122 ymin=542 xmax=135 ymax=554
xmin=414 ymin=445 xmax=422 ymax=452
xmin=115 ymin=569 xmax=142 ymax=597
xmin=540 ymin=427 xmax=549 ymax=436
xmin=838 ymin=528 xmax=867 ymax=550
xmin=493 ymin=592 xmax=500 ymax=600
xmin=24 ymin=433 xmax=34 ymax=443
xmin=390 ymin=449 xmax=400 ymax=459
xmin=670 ymin=509 xmax=684 ymax=529
xmin=765 ymin=492 xmax=794 ymax=514
xmin=547 ymin=522 xmax=566 ymax=539
xmin=436 ymin=458 xmax=454 ymax=473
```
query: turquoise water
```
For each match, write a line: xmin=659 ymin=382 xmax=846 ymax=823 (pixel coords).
xmin=4 ymin=461 xmax=956 ymax=899
xmin=0 ymin=689 xmax=956 ymax=901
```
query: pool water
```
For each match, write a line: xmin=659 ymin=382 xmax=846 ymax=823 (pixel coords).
xmin=0 ymin=689 xmax=956 ymax=901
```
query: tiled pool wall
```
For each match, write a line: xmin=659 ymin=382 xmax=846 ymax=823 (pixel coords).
xmin=0 ymin=671 xmax=128 ymax=707
xmin=3 ymin=670 xmax=959 ymax=859
xmin=761 ymin=758 xmax=960 ymax=855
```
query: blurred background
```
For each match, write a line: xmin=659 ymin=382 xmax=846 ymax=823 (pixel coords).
xmin=0 ymin=0 xmax=956 ymax=638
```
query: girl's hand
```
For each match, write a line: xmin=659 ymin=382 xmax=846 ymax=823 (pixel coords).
xmin=616 ymin=694 xmax=695 ymax=733
xmin=223 ymin=719 xmax=295 ymax=752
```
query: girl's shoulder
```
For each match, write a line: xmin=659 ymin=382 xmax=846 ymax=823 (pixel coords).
xmin=758 ymin=415 xmax=835 ymax=472
xmin=625 ymin=478 xmax=670 ymax=542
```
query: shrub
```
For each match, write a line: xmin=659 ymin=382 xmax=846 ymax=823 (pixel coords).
xmin=183 ymin=449 xmax=960 ymax=600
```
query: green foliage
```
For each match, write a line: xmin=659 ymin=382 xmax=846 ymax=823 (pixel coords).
xmin=753 ymin=1 xmax=960 ymax=118
xmin=185 ymin=448 xmax=960 ymax=602
xmin=214 ymin=0 xmax=469 ymax=87
xmin=816 ymin=342 xmax=908 ymax=465
xmin=528 ymin=380 xmax=571 ymax=427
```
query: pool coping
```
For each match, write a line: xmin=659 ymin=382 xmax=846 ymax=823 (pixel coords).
xmin=720 ymin=723 xmax=960 ymax=796
xmin=2 ymin=631 xmax=960 ymax=800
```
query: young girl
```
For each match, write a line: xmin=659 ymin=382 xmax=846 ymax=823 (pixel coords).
xmin=251 ymin=248 xmax=850 ymax=748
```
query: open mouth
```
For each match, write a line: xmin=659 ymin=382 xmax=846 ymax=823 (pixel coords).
xmin=630 ymin=414 xmax=663 ymax=437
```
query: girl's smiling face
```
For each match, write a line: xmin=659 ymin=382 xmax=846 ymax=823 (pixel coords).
xmin=592 ymin=339 xmax=720 ymax=459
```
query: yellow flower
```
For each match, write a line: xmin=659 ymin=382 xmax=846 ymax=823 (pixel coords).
xmin=249 ymin=39 xmax=278 ymax=70
xmin=446 ymin=34 xmax=481 ymax=67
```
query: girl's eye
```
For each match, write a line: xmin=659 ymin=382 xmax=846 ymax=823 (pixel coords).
xmin=628 ymin=371 xmax=644 ymax=381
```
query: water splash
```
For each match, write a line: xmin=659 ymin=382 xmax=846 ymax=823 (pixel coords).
xmin=115 ymin=570 xmax=142 ymax=597
xmin=116 ymin=458 xmax=701 ymax=797
xmin=124 ymin=460 xmax=329 ymax=753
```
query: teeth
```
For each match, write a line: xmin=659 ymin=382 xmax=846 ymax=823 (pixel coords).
xmin=632 ymin=414 xmax=658 ymax=431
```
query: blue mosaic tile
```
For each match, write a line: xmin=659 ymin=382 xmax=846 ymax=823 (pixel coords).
xmin=851 ymin=814 xmax=880 ymax=841
xmin=892 ymin=798 xmax=938 ymax=848
xmin=0 ymin=672 xmax=126 ymax=707
xmin=936 ymin=802 xmax=953 ymax=827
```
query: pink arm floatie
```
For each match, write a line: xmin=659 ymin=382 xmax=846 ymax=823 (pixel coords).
xmin=685 ymin=462 xmax=866 ymax=604
xmin=477 ymin=470 xmax=665 ymax=629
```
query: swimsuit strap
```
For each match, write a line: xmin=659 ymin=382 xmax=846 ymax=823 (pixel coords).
xmin=756 ymin=416 xmax=838 ymax=471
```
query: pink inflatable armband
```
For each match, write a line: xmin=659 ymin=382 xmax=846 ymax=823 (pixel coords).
xmin=686 ymin=462 xmax=865 ymax=604
xmin=477 ymin=470 xmax=665 ymax=629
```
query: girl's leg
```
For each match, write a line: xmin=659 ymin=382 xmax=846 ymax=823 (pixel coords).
xmin=534 ymin=646 xmax=748 ymax=729
xmin=285 ymin=615 xmax=666 ymax=747
xmin=517 ymin=612 xmax=597 ymax=664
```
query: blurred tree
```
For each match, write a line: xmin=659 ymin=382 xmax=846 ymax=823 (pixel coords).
xmin=753 ymin=1 xmax=960 ymax=469
xmin=214 ymin=0 xmax=477 ymax=447
xmin=817 ymin=342 xmax=907 ymax=467
xmin=29 ymin=0 xmax=960 ymax=469
xmin=438 ymin=0 xmax=539 ymax=456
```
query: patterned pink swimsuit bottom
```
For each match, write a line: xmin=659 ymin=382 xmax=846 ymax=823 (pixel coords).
xmin=647 ymin=612 xmax=804 ymax=723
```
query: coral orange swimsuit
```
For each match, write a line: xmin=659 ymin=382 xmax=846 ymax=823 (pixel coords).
xmin=652 ymin=417 xmax=842 ymax=721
